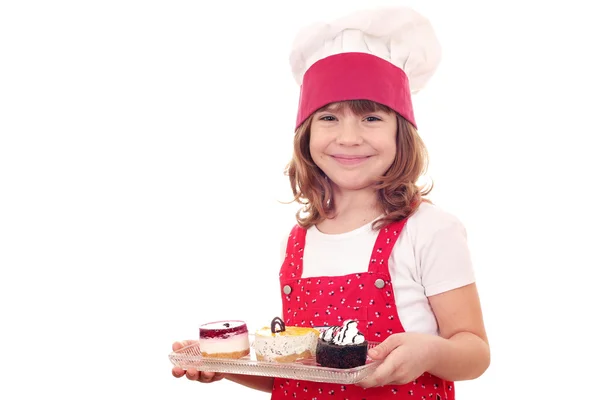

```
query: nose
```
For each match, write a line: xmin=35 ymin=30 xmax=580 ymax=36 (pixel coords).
xmin=335 ymin=120 xmax=363 ymax=146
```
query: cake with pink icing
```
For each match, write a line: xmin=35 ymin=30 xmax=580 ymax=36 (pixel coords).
xmin=198 ymin=320 xmax=250 ymax=359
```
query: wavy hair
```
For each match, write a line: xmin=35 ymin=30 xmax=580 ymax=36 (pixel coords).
xmin=284 ymin=100 xmax=432 ymax=229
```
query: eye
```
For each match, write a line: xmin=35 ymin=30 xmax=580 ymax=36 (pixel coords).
xmin=365 ymin=116 xmax=382 ymax=122
xmin=319 ymin=115 xmax=337 ymax=121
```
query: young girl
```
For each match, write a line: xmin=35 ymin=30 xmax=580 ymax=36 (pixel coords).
xmin=172 ymin=6 xmax=490 ymax=399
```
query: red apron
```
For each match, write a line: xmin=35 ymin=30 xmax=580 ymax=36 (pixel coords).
xmin=272 ymin=219 xmax=454 ymax=400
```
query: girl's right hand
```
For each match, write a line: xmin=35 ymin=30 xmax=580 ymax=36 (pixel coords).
xmin=171 ymin=340 xmax=225 ymax=383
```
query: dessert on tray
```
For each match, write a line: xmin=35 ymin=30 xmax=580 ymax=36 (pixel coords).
xmin=316 ymin=320 xmax=368 ymax=369
xmin=254 ymin=317 xmax=319 ymax=363
xmin=198 ymin=320 xmax=250 ymax=359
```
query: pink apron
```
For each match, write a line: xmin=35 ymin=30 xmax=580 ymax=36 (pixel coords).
xmin=271 ymin=220 xmax=454 ymax=399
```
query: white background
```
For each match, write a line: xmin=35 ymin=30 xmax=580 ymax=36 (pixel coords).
xmin=1 ymin=0 xmax=599 ymax=399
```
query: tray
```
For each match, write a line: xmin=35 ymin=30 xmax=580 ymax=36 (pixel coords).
xmin=168 ymin=334 xmax=381 ymax=384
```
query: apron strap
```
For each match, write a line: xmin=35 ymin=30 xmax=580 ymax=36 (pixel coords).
xmin=367 ymin=218 xmax=408 ymax=275
xmin=279 ymin=224 xmax=306 ymax=281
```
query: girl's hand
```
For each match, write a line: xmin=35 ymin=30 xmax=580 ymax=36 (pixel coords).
xmin=171 ymin=340 xmax=225 ymax=383
xmin=357 ymin=332 xmax=440 ymax=388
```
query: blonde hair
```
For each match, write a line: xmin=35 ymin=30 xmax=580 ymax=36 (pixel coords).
xmin=284 ymin=100 xmax=432 ymax=229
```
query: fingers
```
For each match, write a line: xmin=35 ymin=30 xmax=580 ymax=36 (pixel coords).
xmin=357 ymin=356 xmax=398 ymax=388
xmin=177 ymin=368 xmax=220 ymax=383
xmin=171 ymin=340 xmax=219 ymax=384
xmin=172 ymin=367 xmax=186 ymax=378
xmin=213 ymin=373 xmax=225 ymax=382
xmin=368 ymin=333 xmax=403 ymax=360
xmin=185 ymin=368 xmax=200 ymax=380
xmin=172 ymin=340 xmax=196 ymax=352
xmin=172 ymin=342 xmax=183 ymax=352
xmin=198 ymin=371 xmax=216 ymax=382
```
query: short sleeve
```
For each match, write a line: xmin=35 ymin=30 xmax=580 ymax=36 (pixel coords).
xmin=280 ymin=236 xmax=287 ymax=266
xmin=413 ymin=209 xmax=476 ymax=297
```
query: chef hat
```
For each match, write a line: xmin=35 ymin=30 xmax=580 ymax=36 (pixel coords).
xmin=290 ymin=6 xmax=442 ymax=130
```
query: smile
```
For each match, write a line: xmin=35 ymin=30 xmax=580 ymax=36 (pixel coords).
xmin=329 ymin=155 xmax=372 ymax=166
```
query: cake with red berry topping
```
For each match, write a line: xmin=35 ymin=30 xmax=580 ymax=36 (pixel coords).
xmin=198 ymin=320 xmax=250 ymax=359
xmin=254 ymin=317 xmax=319 ymax=363
xmin=316 ymin=320 xmax=368 ymax=369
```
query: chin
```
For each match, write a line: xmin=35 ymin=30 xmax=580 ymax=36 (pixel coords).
xmin=331 ymin=179 xmax=374 ymax=192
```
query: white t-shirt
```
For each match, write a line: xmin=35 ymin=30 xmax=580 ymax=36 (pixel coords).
xmin=279 ymin=202 xmax=476 ymax=336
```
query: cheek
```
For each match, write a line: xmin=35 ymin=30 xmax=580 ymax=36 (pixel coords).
xmin=376 ymin=138 xmax=396 ymax=160
xmin=380 ymin=148 xmax=396 ymax=167
xmin=387 ymin=143 xmax=397 ymax=159
xmin=309 ymin=136 xmax=327 ymax=158
xmin=308 ymin=140 xmax=317 ymax=160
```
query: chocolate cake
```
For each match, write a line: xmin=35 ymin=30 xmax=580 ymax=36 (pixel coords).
xmin=316 ymin=320 xmax=368 ymax=369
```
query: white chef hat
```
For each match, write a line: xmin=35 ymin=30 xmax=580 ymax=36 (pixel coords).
xmin=290 ymin=6 xmax=442 ymax=129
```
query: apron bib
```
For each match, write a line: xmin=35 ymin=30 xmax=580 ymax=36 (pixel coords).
xmin=272 ymin=220 xmax=454 ymax=399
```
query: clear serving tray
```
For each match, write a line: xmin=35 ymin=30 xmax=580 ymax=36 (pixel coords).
xmin=168 ymin=334 xmax=381 ymax=384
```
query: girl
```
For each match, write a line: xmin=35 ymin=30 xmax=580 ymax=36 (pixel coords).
xmin=172 ymin=6 xmax=490 ymax=399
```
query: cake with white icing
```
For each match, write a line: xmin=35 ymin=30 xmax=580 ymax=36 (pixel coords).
xmin=316 ymin=320 xmax=368 ymax=369
xmin=253 ymin=317 xmax=319 ymax=363
xmin=198 ymin=320 xmax=250 ymax=359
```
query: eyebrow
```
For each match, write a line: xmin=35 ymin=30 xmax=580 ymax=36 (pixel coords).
xmin=316 ymin=104 xmax=343 ymax=113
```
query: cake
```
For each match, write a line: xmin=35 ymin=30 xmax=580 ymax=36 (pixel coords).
xmin=316 ymin=320 xmax=368 ymax=369
xmin=253 ymin=317 xmax=319 ymax=363
xmin=198 ymin=320 xmax=250 ymax=359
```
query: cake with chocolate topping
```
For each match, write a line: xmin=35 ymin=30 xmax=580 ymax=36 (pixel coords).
xmin=198 ymin=320 xmax=250 ymax=359
xmin=316 ymin=320 xmax=368 ymax=369
xmin=253 ymin=317 xmax=319 ymax=363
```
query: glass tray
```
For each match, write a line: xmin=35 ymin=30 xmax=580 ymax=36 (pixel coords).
xmin=168 ymin=334 xmax=381 ymax=384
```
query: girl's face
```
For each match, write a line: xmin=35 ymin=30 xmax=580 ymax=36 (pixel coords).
xmin=309 ymin=104 xmax=397 ymax=192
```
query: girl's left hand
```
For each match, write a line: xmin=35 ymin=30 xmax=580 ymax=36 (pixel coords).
xmin=357 ymin=332 xmax=441 ymax=388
